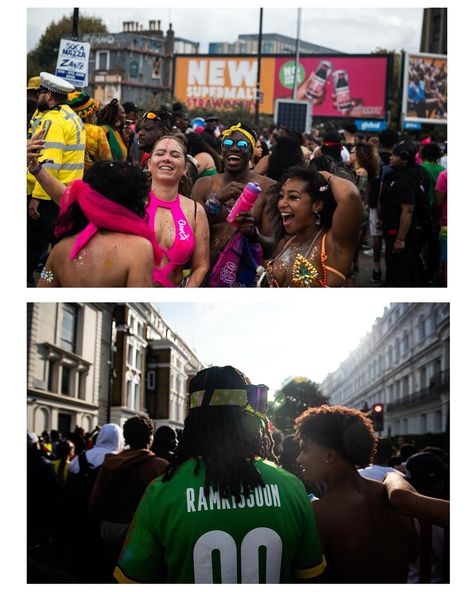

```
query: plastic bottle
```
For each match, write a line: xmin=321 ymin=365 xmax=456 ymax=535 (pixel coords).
xmin=226 ymin=182 xmax=261 ymax=226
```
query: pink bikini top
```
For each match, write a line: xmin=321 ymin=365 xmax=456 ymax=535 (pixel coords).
xmin=147 ymin=192 xmax=196 ymax=287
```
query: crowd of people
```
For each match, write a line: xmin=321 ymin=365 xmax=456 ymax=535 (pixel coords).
xmin=27 ymin=365 xmax=449 ymax=583
xmin=27 ymin=71 xmax=447 ymax=287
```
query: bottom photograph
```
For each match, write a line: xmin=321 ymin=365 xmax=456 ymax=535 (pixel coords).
xmin=26 ymin=301 xmax=449 ymax=584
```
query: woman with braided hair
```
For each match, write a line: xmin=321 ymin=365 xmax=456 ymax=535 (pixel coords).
xmin=114 ymin=365 xmax=326 ymax=584
xmin=96 ymin=98 xmax=128 ymax=160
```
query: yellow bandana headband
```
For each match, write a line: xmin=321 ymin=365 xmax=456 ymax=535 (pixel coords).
xmin=221 ymin=123 xmax=256 ymax=151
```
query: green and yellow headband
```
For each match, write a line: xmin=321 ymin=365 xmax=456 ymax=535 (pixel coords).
xmin=190 ymin=385 xmax=268 ymax=419
xmin=221 ymin=123 xmax=256 ymax=151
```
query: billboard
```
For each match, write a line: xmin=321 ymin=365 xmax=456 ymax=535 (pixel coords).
xmin=173 ymin=56 xmax=275 ymax=114
xmin=402 ymin=52 xmax=447 ymax=125
xmin=173 ymin=54 xmax=390 ymax=119
xmin=275 ymin=55 xmax=389 ymax=119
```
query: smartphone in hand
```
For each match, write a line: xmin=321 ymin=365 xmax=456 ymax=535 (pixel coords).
xmin=41 ymin=119 xmax=52 ymax=138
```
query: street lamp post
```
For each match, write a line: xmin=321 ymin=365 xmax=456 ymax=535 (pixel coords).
xmin=292 ymin=8 xmax=302 ymax=100
xmin=72 ymin=8 xmax=79 ymax=41
xmin=254 ymin=8 xmax=263 ymax=129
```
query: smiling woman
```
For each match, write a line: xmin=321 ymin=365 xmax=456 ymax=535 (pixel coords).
xmin=146 ymin=135 xmax=210 ymax=287
xmin=261 ymin=165 xmax=362 ymax=287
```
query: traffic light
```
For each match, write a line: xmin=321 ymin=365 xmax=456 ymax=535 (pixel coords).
xmin=372 ymin=403 xmax=384 ymax=432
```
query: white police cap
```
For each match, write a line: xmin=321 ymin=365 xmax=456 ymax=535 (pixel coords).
xmin=39 ymin=72 xmax=75 ymax=95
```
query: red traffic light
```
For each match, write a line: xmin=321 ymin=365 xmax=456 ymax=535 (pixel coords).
xmin=373 ymin=403 xmax=383 ymax=413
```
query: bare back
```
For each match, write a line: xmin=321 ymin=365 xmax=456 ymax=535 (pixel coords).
xmin=40 ymin=232 xmax=154 ymax=287
xmin=313 ymin=477 xmax=418 ymax=583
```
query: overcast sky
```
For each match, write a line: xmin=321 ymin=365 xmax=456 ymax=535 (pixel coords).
xmin=27 ymin=5 xmax=424 ymax=55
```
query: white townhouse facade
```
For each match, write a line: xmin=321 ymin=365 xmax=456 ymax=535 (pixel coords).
xmin=321 ymin=303 xmax=449 ymax=437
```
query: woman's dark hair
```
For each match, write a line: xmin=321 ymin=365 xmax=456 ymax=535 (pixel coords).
xmin=267 ymin=135 xmax=304 ymax=182
xmin=123 ymin=414 xmax=154 ymax=449
xmin=269 ymin=165 xmax=337 ymax=238
xmin=294 ymin=405 xmax=376 ymax=468
xmin=259 ymin=139 xmax=270 ymax=158
xmin=162 ymin=366 xmax=277 ymax=500
xmin=54 ymin=161 xmax=150 ymax=241
xmin=186 ymin=131 xmax=222 ymax=171
xmin=393 ymin=141 xmax=417 ymax=166
xmin=421 ymin=142 xmax=442 ymax=162
xmin=353 ymin=141 xmax=379 ymax=179
xmin=96 ymin=98 xmax=121 ymax=127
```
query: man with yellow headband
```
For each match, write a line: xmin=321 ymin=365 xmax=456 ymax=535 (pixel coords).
xmin=191 ymin=122 xmax=277 ymax=275
xmin=114 ymin=365 xmax=326 ymax=583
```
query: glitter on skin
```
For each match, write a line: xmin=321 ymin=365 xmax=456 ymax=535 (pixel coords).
xmin=40 ymin=269 xmax=54 ymax=283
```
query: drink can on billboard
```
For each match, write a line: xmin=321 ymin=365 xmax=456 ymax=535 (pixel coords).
xmin=305 ymin=60 xmax=332 ymax=101
xmin=333 ymin=69 xmax=352 ymax=113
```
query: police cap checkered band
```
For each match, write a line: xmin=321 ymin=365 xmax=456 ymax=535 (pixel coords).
xmin=39 ymin=72 xmax=75 ymax=95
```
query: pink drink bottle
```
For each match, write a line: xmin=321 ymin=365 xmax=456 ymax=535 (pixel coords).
xmin=226 ymin=182 xmax=261 ymax=226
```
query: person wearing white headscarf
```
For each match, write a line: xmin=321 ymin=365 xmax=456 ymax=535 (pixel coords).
xmin=69 ymin=423 xmax=123 ymax=474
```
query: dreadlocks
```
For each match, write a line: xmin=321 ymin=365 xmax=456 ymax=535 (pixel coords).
xmin=162 ymin=366 xmax=277 ymax=501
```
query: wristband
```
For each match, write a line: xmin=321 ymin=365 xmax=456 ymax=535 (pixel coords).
xmin=205 ymin=192 xmax=221 ymax=215
xmin=327 ymin=174 xmax=335 ymax=183
xmin=29 ymin=162 xmax=43 ymax=176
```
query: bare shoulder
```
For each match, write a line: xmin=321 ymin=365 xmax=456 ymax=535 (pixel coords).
xmin=191 ymin=175 xmax=215 ymax=202
xmin=179 ymin=193 xmax=206 ymax=217
xmin=250 ymin=172 xmax=277 ymax=191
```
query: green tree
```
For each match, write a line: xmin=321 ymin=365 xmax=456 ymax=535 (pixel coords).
xmin=268 ymin=377 xmax=329 ymax=434
xmin=27 ymin=14 xmax=108 ymax=79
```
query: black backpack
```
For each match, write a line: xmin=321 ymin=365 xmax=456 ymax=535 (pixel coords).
xmin=65 ymin=451 xmax=101 ymax=515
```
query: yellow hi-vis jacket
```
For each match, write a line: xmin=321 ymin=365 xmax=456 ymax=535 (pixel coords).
xmin=27 ymin=104 xmax=86 ymax=200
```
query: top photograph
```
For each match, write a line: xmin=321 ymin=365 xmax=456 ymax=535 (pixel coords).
xmin=26 ymin=7 xmax=447 ymax=288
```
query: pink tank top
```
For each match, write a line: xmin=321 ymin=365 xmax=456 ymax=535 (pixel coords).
xmin=147 ymin=192 xmax=196 ymax=287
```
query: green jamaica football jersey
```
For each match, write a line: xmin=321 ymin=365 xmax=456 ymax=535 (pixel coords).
xmin=114 ymin=457 xmax=326 ymax=583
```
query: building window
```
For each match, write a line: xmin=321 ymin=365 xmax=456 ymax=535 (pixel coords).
xmin=419 ymin=366 xmax=427 ymax=390
xmin=126 ymin=380 xmax=132 ymax=408
xmin=61 ymin=366 xmax=72 ymax=396
xmin=128 ymin=345 xmax=134 ymax=366
xmin=146 ymin=370 xmax=156 ymax=390
xmin=48 ymin=361 xmax=59 ymax=392
xmin=388 ymin=345 xmax=393 ymax=366
xmin=61 ymin=304 xmax=78 ymax=352
xmin=418 ymin=315 xmax=426 ymax=342
xmin=130 ymin=60 xmax=139 ymax=78
xmin=97 ymin=50 xmax=109 ymax=70
xmin=402 ymin=331 xmax=409 ymax=354
xmin=134 ymin=383 xmax=140 ymax=410
xmin=78 ymin=372 xmax=86 ymax=400
xmin=395 ymin=338 xmax=400 ymax=362
xmin=136 ymin=348 xmax=142 ymax=370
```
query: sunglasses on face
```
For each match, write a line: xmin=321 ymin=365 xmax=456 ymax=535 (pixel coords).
xmin=222 ymin=138 xmax=250 ymax=150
